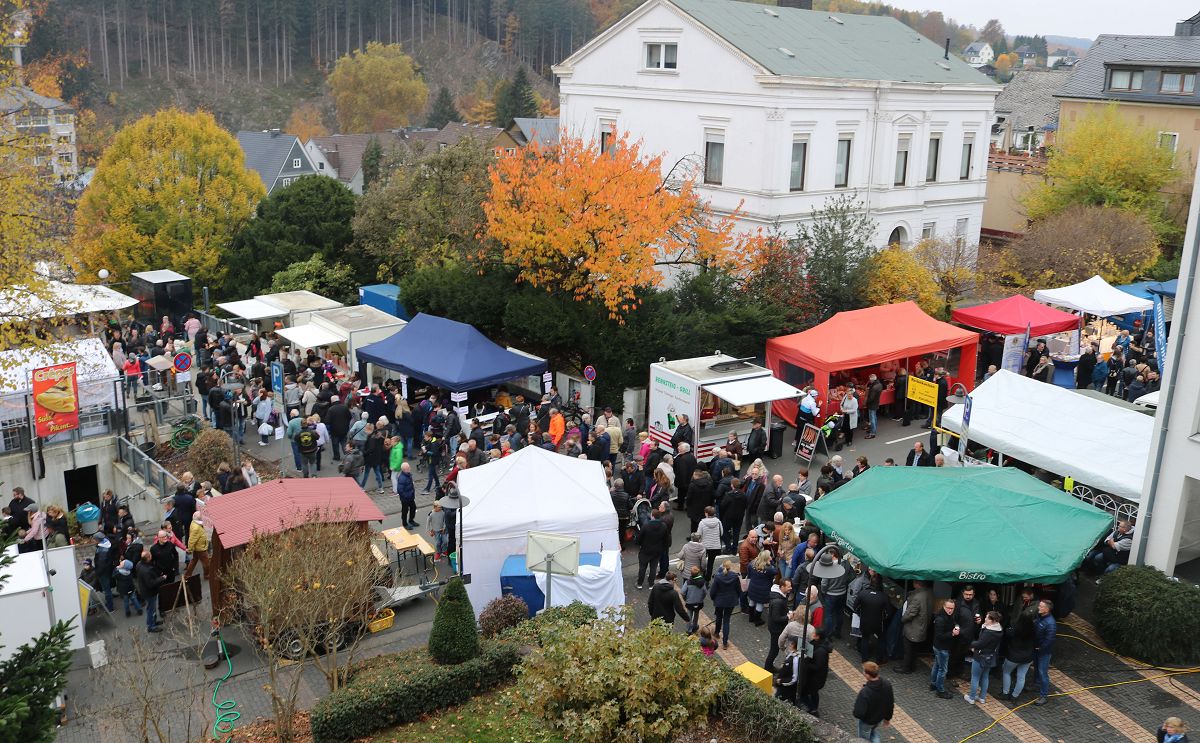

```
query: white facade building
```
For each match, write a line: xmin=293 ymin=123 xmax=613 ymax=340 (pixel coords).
xmin=1134 ymin=155 xmax=1200 ymax=575
xmin=964 ymin=41 xmax=995 ymax=67
xmin=554 ymin=0 xmax=1000 ymax=247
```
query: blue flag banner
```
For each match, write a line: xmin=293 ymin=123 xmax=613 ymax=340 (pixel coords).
xmin=1153 ymin=293 xmax=1169 ymax=379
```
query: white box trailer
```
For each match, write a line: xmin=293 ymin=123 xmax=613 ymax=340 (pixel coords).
xmin=0 ymin=545 xmax=85 ymax=662
xmin=648 ymin=354 xmax=803 ymax=462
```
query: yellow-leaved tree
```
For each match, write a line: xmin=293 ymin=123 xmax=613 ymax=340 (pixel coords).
xmin=862 ymin=245 xmax=941 ymax=317
xmin=1023 ymin=104 xmax=1179 ymax=241
xmin=74 ymin=109 xmax=265 ymax=288
xmin=484 ymin=131 xmax=766 ymax=318
xmin=286 ymin=102 xmax=329 ymax=142
xmin=327 ymin=42 xmax=428 ymax=133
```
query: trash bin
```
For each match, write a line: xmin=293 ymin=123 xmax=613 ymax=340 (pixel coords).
xmin=769 ymin=422 xmax=787 ymax=459
xmin=75 ymin=502 xmax=100 ymax=536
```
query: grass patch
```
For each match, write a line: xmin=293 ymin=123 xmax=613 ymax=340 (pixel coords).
xmin=368 ymin=686 xmax=564 ymax=743
xmin=346 ymin=647 xmax=435 ymax=688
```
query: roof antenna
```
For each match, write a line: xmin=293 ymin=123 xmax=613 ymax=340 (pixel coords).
xmin=944 ymin=38 xmax=950 ymax=60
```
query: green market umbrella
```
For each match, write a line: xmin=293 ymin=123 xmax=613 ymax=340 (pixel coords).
xmin=804 ymin=466 xmax=1113 ymax=584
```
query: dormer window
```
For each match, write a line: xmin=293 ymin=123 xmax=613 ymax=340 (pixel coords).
xmin=1161 ymin=72 xmax=1196 ymax=95
xmin=1108 ymin=69 xmax=1143 ymax=91
xmin=645 ymin=43 xmax=677 ymax=70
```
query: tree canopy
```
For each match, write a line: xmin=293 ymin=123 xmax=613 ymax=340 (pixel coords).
xmin=269 ymin=255 xmax=360 ymax=305
xmin=484 ymin=130 xmax=765 ymax=318
xmin=226 ymin=175 xmax=359 ymax=299
xmin=74 ymin=108 xmax=265 ymax=288
xmin=493 ymin=67 xmax=538 ymax=127
xmin=425 ymin=86 xmax=460 ymax=130
xmin=1023 ymin=104 xmax=1179 ymax=241
xmin=793 ymin=194 xmax=878 ymax=319
xmin=327 ymin=42 xmax=428 ymax=133
xmin=863 ymin=245 xmax=941 ymax=317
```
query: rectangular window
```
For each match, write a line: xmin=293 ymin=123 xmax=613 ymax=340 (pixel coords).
xmin=1159 ymin=132 xmax=1179 ymax=159
xmin=317 ymin=162 xmax=325 ymax=170
xmin=894 ymin=136 xmax=910 ymax=186
xmin=703 ymin=132 xmax=724 ymax=185
xmin=1161 ymin=72 xmax=1196 ymax=95
xmin=960 ymin=137 xmax=974 ymax=180
xmin=1109 ymin=69 xmax=1143 ymax=91
xmin=292 ymin=158 xmax=301 ymax=168
xmin=281 ymin=177 xmax=292 ymax=187
xmin=789 ymin=140 xmax=807 ymax=192
xmin=506 ymin=147 xmax=516 ymax=155
xmin=600 ymin=130 xmax=612 ymax=154
xmin=644 ymin=43 xmax=678 ymax=70
xmin=922 ymin=222 xmax=936 ymax=240
xmin=834 ymin=137 xmax=851 ymax=188
xmin=955 ymin=217 xmax=969 ymax=247
xmin=926 ymin=136 xmax=940 ymax=182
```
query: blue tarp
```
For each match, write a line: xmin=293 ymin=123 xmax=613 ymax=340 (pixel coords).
xmin=355 ymin=312 xmax=545 ymax=392
xmin=1112 ymin=281 xmax=1178 ymax=331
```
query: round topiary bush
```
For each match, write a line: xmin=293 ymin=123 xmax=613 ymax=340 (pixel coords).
xmin=186 ymin=428 xmax=235 ymax=484
xmin=428 ymin=577 xmax=480 ymax=664
xmin=1094 ymin=565 xmax=1200 ymax=665
xmin=480 ymin=594 xmax=529 ymax=638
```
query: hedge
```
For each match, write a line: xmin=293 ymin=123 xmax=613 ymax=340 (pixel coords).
xmin=309 ymin=642 xmax=521 ymax=743
xmin=1095 ymin=565 xmax=1200 ymax=665
xmin=713 ymin=666 xmax=820 ymax=743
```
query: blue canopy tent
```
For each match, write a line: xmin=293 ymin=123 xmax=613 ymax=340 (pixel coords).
xmin=355 ymin=313 xmax=546 ymax=392
xmin=1113 ymin=280 xmax=1178 ymax=331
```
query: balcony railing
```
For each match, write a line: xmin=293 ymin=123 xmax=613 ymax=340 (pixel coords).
xmin=987 ymin=149 xmax=1047 ymax=174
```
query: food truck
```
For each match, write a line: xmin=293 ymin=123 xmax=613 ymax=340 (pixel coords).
xmin=648 ymin=354 xmax=803 ymax=461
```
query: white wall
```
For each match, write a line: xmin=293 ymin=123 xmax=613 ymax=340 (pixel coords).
xmin=556 ymin=0 xmax=996 ymax=247
xmin=1135 ymin=156 xmax=1200 ymax=574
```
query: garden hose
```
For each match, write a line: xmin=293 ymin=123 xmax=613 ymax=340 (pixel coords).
xmin=955 ymin=625 xmax=1200 ymax=743
xmin=211 ymin=631 xmax=241 ymax=742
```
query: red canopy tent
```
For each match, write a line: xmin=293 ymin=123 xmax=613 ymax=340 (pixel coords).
xmin=950 ymin=295 xmax=1081 ymax=336
xmin=765 ymin=302 xmax=979 ymax=424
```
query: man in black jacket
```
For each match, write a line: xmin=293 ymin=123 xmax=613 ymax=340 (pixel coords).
xmin=904 ymin=442 xmax=933 ymax=467
xmin=953 ymin=585 xmax=982 ymax=679
xmin=510 ymin=394 xmax=531 ymax=435
xmin=611 ymin=479 xmax=632 ymax=548
xmin=856 ymin=573 xmax=891 ymax=664
xmin=637 ymin=513 xmax=669 ymax=589
xmin=622 ymin=459 xmax=645 ymax=500
xmin=746 ymin=419 xmax=768 ymax=464
xmin=647 ymin=572 xmax=688 ymax=627
xmin=852 ymin=662 xmax=894 ymax=743
xmin=670 ymin=414 xmax=694 ymax=452
xmin=931 ymin=598 xmax=958 ymax=698
xmin=134 ymin=550 xmax=165 ymax=633
xmin=686 ymin=470 xmax=715 ymax=533
xmin=149 ymin=530 xmax=178 ymax=583
xmin=324 ymin=395 xmax=352 ymax=461
xmin=672 ymin=443 xmax=698 ymax=511
xmin=865 ymin=375 xmax=883 ymax=439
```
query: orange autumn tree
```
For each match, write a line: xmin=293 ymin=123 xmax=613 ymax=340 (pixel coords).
xmin=484 ymin=131 xmax=765 ymax=317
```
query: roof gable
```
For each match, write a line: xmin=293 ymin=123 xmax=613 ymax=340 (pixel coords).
xmin=1056 ymin=34 xmax=1200 ymax=106
xmin=237 ymin=130 xmax=302 ymax=190
xmin=993 ymin=70 xmax=1067 ymax=131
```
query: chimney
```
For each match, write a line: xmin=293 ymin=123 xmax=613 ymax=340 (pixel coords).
xmin=944 ymin=38 xmax=951 ymax=60
xmin=777 ymin=0 xmax=814 ymax=9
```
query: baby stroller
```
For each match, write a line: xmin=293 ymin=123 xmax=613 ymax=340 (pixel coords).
xmin=819 ymin=412 xmax=843 ymax=448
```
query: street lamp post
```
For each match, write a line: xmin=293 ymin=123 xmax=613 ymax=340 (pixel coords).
xmin=438 ymin=485 xmax=470 ymax=577
xmin=797 ymin=545 xmax=844 ymax=702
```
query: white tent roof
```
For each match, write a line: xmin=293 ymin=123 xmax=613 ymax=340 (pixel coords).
xmin=706 ymin=374 xmax=803 ymax=406
xmin=941 ymin=369 xmax=1151 ymax=501
xmin=1033 ymin=275 xmax=1153 ymax=317
xmin=0 ymin=281 xmax=137 ymax=319
xmin=216 ymin=298 xmax=287 ymax=321
xmin=0 ymin=338 xmax=122 ymax=422
xmin=458 ymin=445 xmax=620 ymax=614
xmin=275 ymin=323 xmax=345 ymax=349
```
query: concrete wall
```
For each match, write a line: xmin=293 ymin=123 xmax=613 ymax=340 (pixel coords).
xmin=982 ymin=168 xmax=1037 ymax=235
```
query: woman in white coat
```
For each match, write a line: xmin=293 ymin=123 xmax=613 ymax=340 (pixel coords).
xmin=837 ymin=389 xmax=859 ymax=451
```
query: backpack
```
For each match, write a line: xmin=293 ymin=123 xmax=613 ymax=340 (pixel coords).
xmin=492 ymin=410 xmax=510 ymax=434
xmin=774 ymin=654 xmax=798 ymax=686
xmin=297 ymin=428 xmax=319 ymax=454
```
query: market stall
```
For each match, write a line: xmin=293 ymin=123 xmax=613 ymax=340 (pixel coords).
xmin=457 ymin=445 xmax=621 ymax=616
xmin=213 ymin=298 xmax=288 ymax=334
xmin=253 ymin=290 xmax=344 ymax=327
xmin=940 ymin=369 xmax=1151 ymax=503
xmin=1034 ymin=276 xmax=1154 ymax=385
xmin=804 ymin=467 xmax=1113 ymax=583
xmin=951 ymin=295 xmax=1081 ymax=375
xmin=276 ymin=305 xmax=406 ymax=373
xmin=765 ymin=302 xmax=978 ymax=424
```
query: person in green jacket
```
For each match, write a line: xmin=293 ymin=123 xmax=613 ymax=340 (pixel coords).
xmin=388 ymin=435 xmax=405 ymax=494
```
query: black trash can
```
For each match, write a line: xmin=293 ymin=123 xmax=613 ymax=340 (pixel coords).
xmin=769 ymin=422 xmax=787 ymax=459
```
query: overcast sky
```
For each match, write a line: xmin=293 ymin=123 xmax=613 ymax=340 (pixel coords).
xmin=895 ymin=0 xmax=1187 ymax=41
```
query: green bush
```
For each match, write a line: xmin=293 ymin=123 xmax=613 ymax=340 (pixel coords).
xmin=479 ymin=594 xmax=529 ymax=638
xmin=515 ymin=608 xmax=726 ymax=743
xmin=310 ymin=642 xmax=520 ymax=743
xmin=185 ymin=428 xmax=234 ymax=484
xmin=428 ymin=577 xmax=480 ymax=664
xmin=1095 ymin=565 xmax=1200 ymax=665
xmin=498 ymin=600 xmax=598 ymax=647
xmin=714 ymin=666 xmax=818 ymax=743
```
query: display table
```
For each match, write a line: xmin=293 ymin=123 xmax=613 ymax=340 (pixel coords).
xmin=500 ymin=552 xmax=602 ymax=617
xmin=381 ymin=527 xmax=435 ymax=582
xmin=1051 ymin=357 xmax=1079 ymax=389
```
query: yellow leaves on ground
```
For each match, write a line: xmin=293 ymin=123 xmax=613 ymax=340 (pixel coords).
xmin=484 ymin=130 xmax=766 ymax=319
xmin=73 ymin=108 xmax=264 ymax=287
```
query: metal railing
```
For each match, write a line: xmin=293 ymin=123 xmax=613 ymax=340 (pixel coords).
xmin=116 ymin=435 xmax=179 ymax=501
xmin=195 ymin=309 xmax=253 ymax=338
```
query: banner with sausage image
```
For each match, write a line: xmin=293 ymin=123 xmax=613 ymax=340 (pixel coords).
xmin=32 ymin=362 xmax=80 ymax=438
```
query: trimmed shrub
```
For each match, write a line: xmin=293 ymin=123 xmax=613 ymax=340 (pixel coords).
xmin=479 ymin=594 xmax=529 ymax=638
xmin=428 ymin=577 xmax=480 ymax=664
xmin=515 ymin=608 xmax=725 ymax=743
xmin=1095 ymin=565 xmax=1200 ymax=665
xmin=185 ymin=428 xmax=234 ymax=484
xmin=310 ymin=642 xmax=520 ymax=743
xmin=714 ymin=665 xmax=819 ymax=743
xmin=498 ymin=599 xmax=598 ymax=647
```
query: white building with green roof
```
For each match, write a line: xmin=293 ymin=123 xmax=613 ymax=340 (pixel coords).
xmin=554 ymin=0 xmax=1000 ymax=249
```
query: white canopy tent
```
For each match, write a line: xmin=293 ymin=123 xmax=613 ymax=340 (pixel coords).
xmin=0 ymin=281 xmax=137 ymax=319
xmin=215 ymin=298 xmax=287 ymax=322
xmin=1033 ymin=275 xmax=1153 ymax=317
xmin=941 ymin=370 xmax=1151 ymax=501
xmin=457 ymin=445 xmax=622 ymax=615
xmin=705 ymin=375 xmax=803 ymax=407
